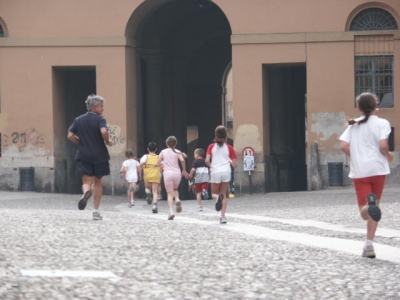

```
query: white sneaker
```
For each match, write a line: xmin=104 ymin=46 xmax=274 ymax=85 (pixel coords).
xmin=362 ymin=245 xmax=376 ymax=258
xmin=152 ymin=204 xmax=158 ymax=214
xmin=220 ymin=216 xmax=227 ymax=224
xmin=92 ymin=211 xmax=103 ymax=221
xmin=168 ymin=211 xmax=175 ymax=220
xmin=198 ymin=205 xmax=203 ymax=211
xmin=129 ymin=200 xmax=135 ymax=207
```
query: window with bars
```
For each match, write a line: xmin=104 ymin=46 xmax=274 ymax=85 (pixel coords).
xmin=350 ymin=8 xmax=397 ymax=108
xmin=354 ymin=55 xmax=393 ymax=107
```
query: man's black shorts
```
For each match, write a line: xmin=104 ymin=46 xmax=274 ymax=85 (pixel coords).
xmin=77 ymin=161 xmax=110 ymax=178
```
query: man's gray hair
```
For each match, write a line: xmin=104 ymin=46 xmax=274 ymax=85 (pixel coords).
xmin=85 ymin=94 xmax=105 ymax=111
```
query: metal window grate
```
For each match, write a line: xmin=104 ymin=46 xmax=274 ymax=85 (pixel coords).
xmin=355 ymin=56 xmax=393 ymax=107
xmin=350 ymin=8 xmax=398 ymax=31
xmin=354 ymin=35 xmax=394 ymax=107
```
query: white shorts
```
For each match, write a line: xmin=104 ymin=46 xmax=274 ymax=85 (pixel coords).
xmin=125 ymin=175 xmax=138 ymax=183
xmin=210 ymin=172 xmax=231 ymax=183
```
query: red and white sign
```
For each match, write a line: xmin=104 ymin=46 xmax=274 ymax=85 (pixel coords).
xmin=242 ymin=146 xmax=255 ymax=157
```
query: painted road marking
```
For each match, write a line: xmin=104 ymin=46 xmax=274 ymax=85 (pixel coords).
xmin=20 ymin=270 xmax=119 ymax=279
xmin=118 ymin=203 xmax=400 ymax=264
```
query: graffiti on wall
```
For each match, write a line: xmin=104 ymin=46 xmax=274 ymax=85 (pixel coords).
xmin=107 ymin=124 xmax=125 ymax=154
xmin=3 ymin=128 xmax=45 ymax=152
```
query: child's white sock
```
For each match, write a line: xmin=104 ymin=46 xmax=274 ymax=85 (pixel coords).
xmin=364 ymin=240 xmax=373 ymax=249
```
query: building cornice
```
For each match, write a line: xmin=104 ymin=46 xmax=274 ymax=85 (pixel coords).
xmin=231 ymin=30 xmax=400 ymax=44
xmin=0 ymin=36 xmax=137 ymax=48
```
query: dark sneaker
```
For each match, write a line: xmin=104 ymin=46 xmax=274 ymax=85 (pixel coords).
xmin=92 ymin=211 xmax=103 ymax=221
xmin=168 ymin=211 xmax=175 ymax=220
xmin=215 ymin=194 xmax=223 ymax=212
xmin=175 ymin=201 xmax=182 ymax=213
xmin=362 ymin=245 xmax=376 ymax=258
xmin=78 ymin=190 xmax=92 ymax=210
xmin=367 ymin=193 xmax=381 ymax=222
xmin=146 ymin=193 xmax=152 ymax=205
xmin=202 ymin=189 xmax=209 ymax=200
xmin=152 ymin=204 xmax=158 ymax=214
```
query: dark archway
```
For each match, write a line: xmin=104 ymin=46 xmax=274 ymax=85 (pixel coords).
xmin=126 ymin=0 xmax=231 ymax=198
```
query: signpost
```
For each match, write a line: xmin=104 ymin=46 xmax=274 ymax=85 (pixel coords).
xmin=242 ymin=147 xmax=255 ymax=194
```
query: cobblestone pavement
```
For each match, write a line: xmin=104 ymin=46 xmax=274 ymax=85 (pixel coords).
xmin=1 ymin=185 xmax=400 ymax=299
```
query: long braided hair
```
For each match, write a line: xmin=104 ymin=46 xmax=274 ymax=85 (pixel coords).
xmin=348 ymin=92 xmax=378 ymax=125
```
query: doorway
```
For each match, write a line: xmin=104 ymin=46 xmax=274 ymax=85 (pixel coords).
xmin=53 ymin=67 xmax=96 ymax=193
xmin=128 ymin=0 xmax=231 ymax=199
xmin=264 ymin=65 xmax=307 ymax=192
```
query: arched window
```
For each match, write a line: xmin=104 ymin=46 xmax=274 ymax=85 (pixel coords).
xmin=350 ymin=8 xmax=397 ymax=107
xmin=0 ymin=25 xmax=4 ymax=37
xmin=350 ymin=8 xmax=398 ymax=31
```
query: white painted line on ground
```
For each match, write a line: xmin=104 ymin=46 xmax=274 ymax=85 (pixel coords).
xmin=226 ymin=213 xmax=400 ymax=239
xmin=118 ymin=203 xmax=400 ymax=264
xmin=20 ymin=270 xmax=119 ymax=279
xmin=224 ymin=222 xmax=400 ymax=264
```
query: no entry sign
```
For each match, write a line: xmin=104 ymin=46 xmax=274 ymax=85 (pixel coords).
xmin=242 ymin=146 xmax=255 ymax=157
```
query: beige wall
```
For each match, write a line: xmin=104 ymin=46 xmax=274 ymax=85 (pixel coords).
xmin=0 ymin=46 xmax=128 ymax=165
xmin=1 ymin=0 xmax=400 ymax=192
xmin=218 ymin=0 xmax=400 ymax=33
xmin=232 ymin=42 xmax=306 ymax=158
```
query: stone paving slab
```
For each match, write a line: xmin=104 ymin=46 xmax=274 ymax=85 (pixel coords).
xmin=0 ymin=185 xmax=400 ymax=299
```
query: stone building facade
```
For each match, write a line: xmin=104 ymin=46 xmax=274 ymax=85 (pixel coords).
xmin=0 ymin=0 xmax=399 ymax=196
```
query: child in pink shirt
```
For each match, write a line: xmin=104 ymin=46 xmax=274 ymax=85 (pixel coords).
xmin=157 ymin=136 xmax=189 ymax=220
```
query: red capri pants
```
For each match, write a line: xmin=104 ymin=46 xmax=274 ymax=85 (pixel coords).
xmin=195 ymin=182 xmax=209 ymax=194
xmin=352 ymin=175 xmax=386 ymax=207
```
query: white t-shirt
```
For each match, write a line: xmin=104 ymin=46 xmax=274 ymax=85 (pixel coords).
xmin=339 ymin=115 xmax=391 ymax=179
xmin=206 ymin=143 xmax=237 ymax=174
xmin=122 ymin=158 xmax=140 ymax=182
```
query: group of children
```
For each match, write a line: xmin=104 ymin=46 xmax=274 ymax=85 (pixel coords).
xmin=119 ymin=125 xmax=237 ymax=223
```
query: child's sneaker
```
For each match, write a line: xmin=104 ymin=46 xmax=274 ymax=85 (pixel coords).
xmin=367 ymin=193 xmax=381 ymax=222
xmin=202 ymin=189 xmax=209 ymax=200
xmin=362 ymin=245 xmax=376 ymax=258
xmin=198 ymin=205 xmax=203 ymax=212
xmin=175 ymin=200 xmax=182 ymax=213
xmin=220 ymin=216 xmax=227 ymax=224
xmin=152 ymin=204 xmax=158 ymax=214
xmin=78 ymin=190 xmax=92 ymax=210
xmin=92 ymin=211 xmax=103 ymax=221
xmin=215 ymin=194 xmax=223 ymax=212
xmin=168 ymin=211 xmax=175 ymax=220
xmin=128 ymin=200 xmax=134 ymax=207
xmin=146 ymin=193 xmax=152 ymax=205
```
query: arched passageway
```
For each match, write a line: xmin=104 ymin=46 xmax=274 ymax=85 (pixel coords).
xmin=126 ymin=0 xmax=232 ymax=198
